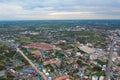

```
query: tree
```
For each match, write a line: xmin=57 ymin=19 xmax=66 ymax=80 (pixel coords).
xmin=93 ymin=66 xmax=102 ymax=71
xmin=55 ymin=51 xmax=64 ymax=57
xmin=77 ymin=60 xmax=83 ymax=66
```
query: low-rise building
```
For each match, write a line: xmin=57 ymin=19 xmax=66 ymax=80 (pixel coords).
xmin=55 ymin=75 xmax=70 ymax=80
xmin=23 ymin=43 xmax=56 ymax=51
xmin=43 ymin=58 xmax=60 ymax=65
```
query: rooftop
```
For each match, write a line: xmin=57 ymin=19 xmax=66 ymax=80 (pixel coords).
xmin=30 ymin=50 xmax=41 ymax=55
xmin=43 ymin=58 xmax=60 ymax=65
xmin=55 ymin=75 xmax=70 ymax=80
xmin=0 ymin=71 xmax=5 ymax=77
xmin=23 ymin=43 xmax=55 ymax=50
xmin=78 ymin=46 xmax=96 ymax=53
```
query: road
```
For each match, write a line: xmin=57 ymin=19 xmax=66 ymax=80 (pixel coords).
xmin=105 ymin=35 xmax=120 ymax=80
xmin=17 ymin=48 xmax=47 ymax=80
xmin=0 ymin=38 xmax=47 ymax=80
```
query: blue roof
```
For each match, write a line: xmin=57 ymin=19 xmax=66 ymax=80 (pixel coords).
xmin=28 ymin=67 xmax=34 ymax=70
xmin=5 ymin=66 xmax=11 ymax=70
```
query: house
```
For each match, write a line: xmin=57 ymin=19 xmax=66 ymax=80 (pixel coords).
xmin=0 ymin=70 xmax=5 ymax=77
xmin=55 ymin=75 xmax=70 ymax=80
xmin=89 ymin=53 xmax=98 ymax=60
xmin=76 ymin=52 xmax=83 ymax=57
xmin=92 ymin=76 xmax=105 ymax=80
xmin=99 ymin=76 xmax=104 ymax=80
xmin=92 ymin=76 xmax=98 ymax=80
xmin=74 ymin=63 xmax=79 ymax=69
xmin=43 ymin=58 xmax=60 ymax=65
xmin=23 ymin=43 xmax=56 ymax=51
xmin=30 ymin=50 xmax=41 ymax=56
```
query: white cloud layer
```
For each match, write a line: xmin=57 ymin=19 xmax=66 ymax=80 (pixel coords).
xmin=0 ymin=0 xmax=120 ymax=20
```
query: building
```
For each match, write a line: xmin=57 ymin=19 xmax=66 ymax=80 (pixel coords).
xmin=0 ymin=70 xmax=5 ymax=77
xmin=23 ymin=43 xmax=56 ymax=51
xmin=30 ymin=50 xmax=41 ymax=56
xmin=55 ymin=75 xmax=70 ymax=80
xmin=78 ymin=46 xmax=96 ymax=54
xmin=43 ymin=58 xmax=60 ymax=65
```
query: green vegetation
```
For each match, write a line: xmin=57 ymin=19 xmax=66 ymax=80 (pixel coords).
xmin=77 ymin=60 xmax=85 ymax=66
xmin=95 ymin=59 xmax=106 ymax=65
xmin=73 ymin=69 xmax=79 ymax=73
xmin=17 ymin=37 xmax=32 ymax=43
xmin=93 ymin=72 xmax=105 ymax=76
xmin=14 ymin=66 xmax=23 ymax=70
xmin=44 ymin=64 xmax=54 ymax=72
xmin=93 ymin=66 xmax=102 ymax=71
xmin=55 ymin=51 xmax=64 ymax=57
xmin=63 ymin=30 xmax=103 ymax=40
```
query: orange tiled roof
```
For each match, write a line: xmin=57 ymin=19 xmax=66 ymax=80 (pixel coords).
xmin=43 ymin=58 xmax=60 ymax=65
xmin=30 ymin=50 xmax=41 ymax=55
xmin=55 ymin=75 xmax=70 ymax=80
xmin=23 ymin=43 xmax=55 ymax=50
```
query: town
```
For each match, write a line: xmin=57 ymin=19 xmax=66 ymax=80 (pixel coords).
xmin=0 ymin=20 xmax=120 ymax=80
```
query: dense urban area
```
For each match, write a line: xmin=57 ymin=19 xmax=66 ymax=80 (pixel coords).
xmin=0 ymin=20 xmax=120 ymax=80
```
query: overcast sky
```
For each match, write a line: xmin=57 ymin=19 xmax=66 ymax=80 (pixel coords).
xmin=0 ymin=0 xmax=120 ymax=20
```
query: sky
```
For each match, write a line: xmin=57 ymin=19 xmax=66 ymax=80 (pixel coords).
xmin=0 ymin=0 xmax=120 ymax=20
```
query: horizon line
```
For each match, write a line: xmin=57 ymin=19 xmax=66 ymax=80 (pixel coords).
xmin=0 ymin=19 xmax=120 ymax=22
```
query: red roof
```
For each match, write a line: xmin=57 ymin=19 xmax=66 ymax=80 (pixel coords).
xmin=23 ymin=43 xmax=55 ymax=50
xmin=43 ymin=58 xmax=59 ymax=65
xmin=55 ymin=75 xmax=70 ymax=80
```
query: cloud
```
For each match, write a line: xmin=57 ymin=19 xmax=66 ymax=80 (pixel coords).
xmin=49 ymin=12 xmax=94 ymax=16
xmin=0 ymin=3 xmax=55 ymax=20
xmin=0 ymin=0 xmax=120 ymax=20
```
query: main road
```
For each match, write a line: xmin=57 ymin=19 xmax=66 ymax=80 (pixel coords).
xmin=0 ymin=38 xmax=47 ymax=80
xmin=17 ymin=48 xmax=47 ymax=80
